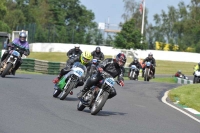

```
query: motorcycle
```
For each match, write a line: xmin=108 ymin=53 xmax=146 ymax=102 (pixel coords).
xmin=0 ymin=48 xmax=22 ymax=77
xmin=129 ymin=65 xmax=139 ymax=80
xmin=53 ymin=62 xmax=86 ymax=100
xmin=144 ymin=62 xmax=153 ymax=81
xmin=77 ymin=72 xmax=120 ymax=115
xmin=193 ymin=70 xmax=200 ymax=83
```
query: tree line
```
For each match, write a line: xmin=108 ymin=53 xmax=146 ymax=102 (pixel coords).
xmin=0 ymin=0 xmax=107 ymax=45
xmin=116 ymin=0 xmax=200 ymax=52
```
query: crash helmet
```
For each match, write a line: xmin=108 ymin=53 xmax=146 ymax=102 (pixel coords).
xmin=134 ymin=58 xmax=138 ymax=63
xmin=74 ymin=44 xmax=80 ymax=51
xmin=80 ymin=51 xmax=92 ymax=65
xmin=19 ymin=30 xmax=27 ymax=42
xmin=116 ymin=53 xmax=127 ymax=67
xmin=95 ymin=47 xmax=101 ymax=53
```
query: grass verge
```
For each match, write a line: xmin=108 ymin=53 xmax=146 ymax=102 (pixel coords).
xmin=169 ymin=84 xmax=200 ymax=112
xmin=150 ymin=77 xmax=176 ymax=84
xmin=124 ymin=76 xmax=176 ymax=83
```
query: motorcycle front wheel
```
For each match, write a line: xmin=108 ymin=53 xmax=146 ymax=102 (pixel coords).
xmin=90 ymin=91 xmax=109 ymax=115
xmin=77 ymin=101 xmax=86 ymax=111
xmin=1 ymin=62 xmax=13 ymax=78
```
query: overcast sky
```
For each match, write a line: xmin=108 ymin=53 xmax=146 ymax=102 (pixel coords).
xmin=80 ymin=0 xmax=191 ymax=25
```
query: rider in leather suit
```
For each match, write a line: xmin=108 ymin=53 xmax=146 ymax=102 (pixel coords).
xmin=142 ymin=52 xmax=156 ymax=78
xmin=52 ymin=51 xmax=92 ymax=94
xmin=91 ymin=47 xmax=104 ymax=61
xmin=1 ymin=30 xmax=30 ymax=75
xmin=77 ymin=53 xmax=126 ymax=99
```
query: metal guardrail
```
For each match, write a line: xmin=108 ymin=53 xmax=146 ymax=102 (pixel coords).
xmin=20 ymin=58 xmax=131 ymax=76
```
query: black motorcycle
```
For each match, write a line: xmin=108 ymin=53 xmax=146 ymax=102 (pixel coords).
xmin=0 ymin=48 xmax=22 ymax=77
xmin=77 ymin=72 xmax=121 ymax=115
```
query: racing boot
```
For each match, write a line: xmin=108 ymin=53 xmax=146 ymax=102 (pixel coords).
xmin=77 ymin=88 xmax=88 ymax=99
xmin=70 ymin=90 xmax=73 ymax=95
xmin=52 ymin=75 xmax=61 ymax=84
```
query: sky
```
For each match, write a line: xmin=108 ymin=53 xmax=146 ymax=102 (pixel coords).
xmin=80 ymin=0 xmax=191 ymax=25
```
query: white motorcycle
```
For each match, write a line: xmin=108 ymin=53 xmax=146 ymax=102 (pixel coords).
xmin=53 ymin=62 xmax=86 ymax=100
xmin=129 ymin=65 xmax=139 ymax=80
xmin=193 ymin=70 xmax=200 ymax=83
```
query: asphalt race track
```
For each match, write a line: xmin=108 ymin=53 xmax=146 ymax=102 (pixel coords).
xmin=0 ymin=74 xmax=199 ymax=133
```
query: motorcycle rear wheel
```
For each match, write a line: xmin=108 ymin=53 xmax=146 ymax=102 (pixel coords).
xmin=53 ymin=89 xmax=61 ymax=98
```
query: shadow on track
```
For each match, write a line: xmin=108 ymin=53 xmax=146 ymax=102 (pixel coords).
xmin=0 ymin=76 xmax=31 ymax=79
xmin=83 ymin=109 xmax=127 ymax=116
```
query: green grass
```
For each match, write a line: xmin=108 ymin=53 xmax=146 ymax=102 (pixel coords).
xmin=124 ymin=76 xmax=176 ymax=84
xmin=27 ymin=52 xmax=197 ymax=75
xmin=151 ymin=77 xmax=176 ymax=83
xmin=169 ymin=84 xmax=200 ymax=112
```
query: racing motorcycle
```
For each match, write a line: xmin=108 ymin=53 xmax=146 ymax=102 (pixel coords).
xmin=193 ymin=70 xmax=200 ymax=83
xmin=88 ymin=59 xmax=101 ymax=78
xmin=53 ymin=62 xmax=86 ymax=100
xmin=77 ymin=72 xmax=121 ymax=115
xmin=129 ymin=65 xmax=139 ymax=80
xmin=144 ymin=62 xmax=153 ymax=81
xmin=0 ymin=48 xmax=22 ymax=77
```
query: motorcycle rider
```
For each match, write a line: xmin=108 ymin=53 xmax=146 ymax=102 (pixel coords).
xmin=128 ymin=58 xmax=142 ymax=79
xmin=0 ymin=30 xmax=30 ymax=75
xmin=193 ymin=62 xmax=200 ymax=74
xmin=91 ymin=47 xmax=104 ymax=61
xmin=52 ymin=51 xmax=92 ymax=95
xmin=77 ymin=53 xmax=126 ymax=99
xmin=67 ymin=44 xmax=82 ymax=59
xmin=175 ymin=70 xmax=183 ymax=77
xmin=142 ymin=52 xmax=156 ymax=78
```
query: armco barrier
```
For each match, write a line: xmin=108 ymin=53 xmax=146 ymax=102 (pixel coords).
xmin=19 ymin=58 xmax=131 ymax=77
xmin=174 ymin=77 xmax=193 ymax=84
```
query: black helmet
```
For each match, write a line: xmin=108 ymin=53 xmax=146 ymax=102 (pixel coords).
xmin=95 ymin=47 xmax=101 ymax=53
xmin=19 ymin=30 xmax=27 ymax=42
xmin=116 ymin=53 xmax=126 ymax=67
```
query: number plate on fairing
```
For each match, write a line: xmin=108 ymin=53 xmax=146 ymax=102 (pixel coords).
xmin=105 ymin=78 xmax=115 ymax=87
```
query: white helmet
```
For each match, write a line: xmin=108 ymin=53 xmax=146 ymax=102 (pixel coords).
xmin=75 ymin=44 xmax=80 ymax=48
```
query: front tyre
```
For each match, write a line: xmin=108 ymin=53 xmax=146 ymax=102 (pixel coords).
xmin=77 ymin=101 xmax=86 ymax=111
xmin=60 ymin=83 xmax=74 ymax=100
xmin=1 ymin=63 xmax=13 ymax=78
xmin=53 ymin=89 xmax=61 ymax=98
xmin=144 ymin=68 xmax=150 ymax=81
xmin=91 ymin=91 xmax=109 ymax=115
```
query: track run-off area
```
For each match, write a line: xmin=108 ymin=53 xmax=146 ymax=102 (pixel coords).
xmin=0 ymin=74 xmax=199 ymax=133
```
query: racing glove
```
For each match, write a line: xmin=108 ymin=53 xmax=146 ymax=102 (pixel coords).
xmin=97 ymin=67 xmax=103 ymax=73
xmin=119 ymin=80 xmax=124 ymax=87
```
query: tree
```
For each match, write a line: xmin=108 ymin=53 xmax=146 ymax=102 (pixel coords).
xmin=114 ymin=18 xmax=142 ymax=49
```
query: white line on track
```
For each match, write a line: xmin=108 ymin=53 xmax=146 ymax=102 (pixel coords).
xmin=161 ymin=90 xmax=200 ymax=123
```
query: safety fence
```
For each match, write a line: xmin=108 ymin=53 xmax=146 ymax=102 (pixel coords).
xmin=174 ymin=77 xmax=193 ymax=84
xmin=20 ymin=58 xmax=131 ymax=76
xmin=20 ymin=59 xmax=66 ymax=75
